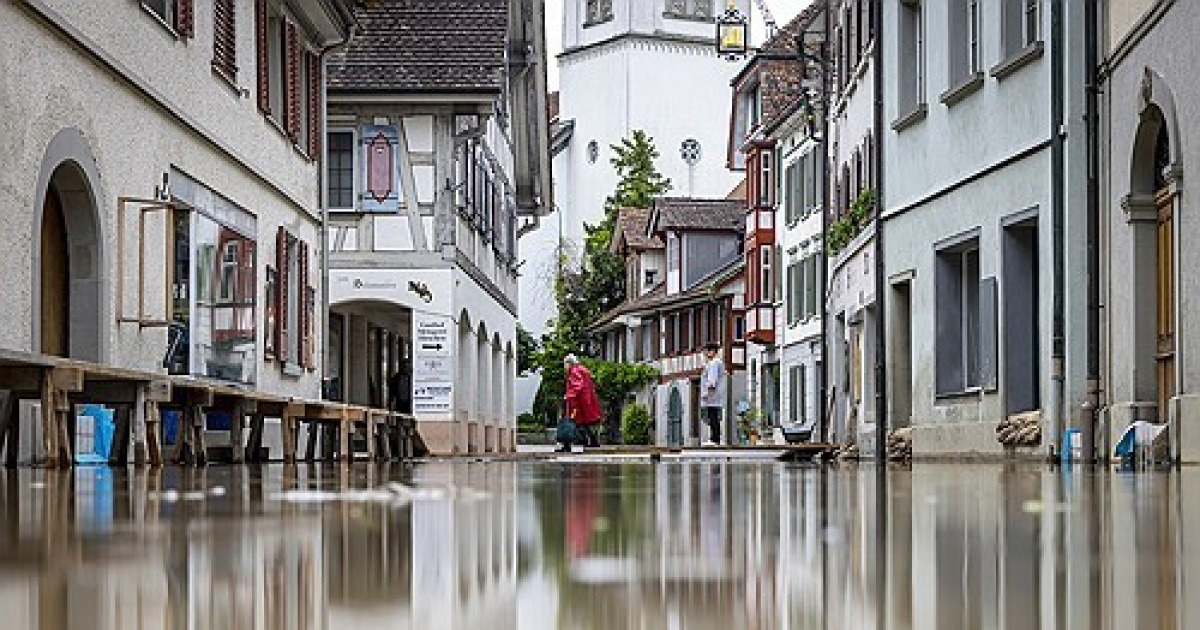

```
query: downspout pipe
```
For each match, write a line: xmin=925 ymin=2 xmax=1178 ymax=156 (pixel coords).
xmin=1049 ymin=0 xmax=1066 ymax=461
xmin=1082 ymin=0 xmax=1101 ymax=463
xmin=818 ymin=0 xmax=831 ymax=446
xmin=872 ymin=0 xmax=887 ymax=462
xmin=318 ymin=21 xmax=358 ymax=400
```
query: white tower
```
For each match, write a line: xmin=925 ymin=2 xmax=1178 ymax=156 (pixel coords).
xmin=517 ymin=0 xmax=751 ymax=412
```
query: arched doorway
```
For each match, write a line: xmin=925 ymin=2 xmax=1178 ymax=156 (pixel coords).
xmin=1129 ymin=95 xmax=1180 ymax=421
xmin=36 ymin=156 xmax=102 ymax=361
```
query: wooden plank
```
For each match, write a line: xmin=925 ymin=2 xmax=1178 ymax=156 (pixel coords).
xmin=339 ymin=408 xmax=352 ymax=462
xmin=281 ymin=407 xmax=298 ymax=464
xmin=110 ymin=404 xmax=131 ymax=466
xmin=0 ymin=367 xmax=46 ymax=392
xmin=145 ymin=380 xmax=172 ymax=403
xmin=50 ymin=367 xmax=84 ymax=393
xmin=41 ymin=373 xmax=58 ymax=468
xmin=304 ymin=421 xmax=319 ymax=462
xmin=192 ymin=403 xmax=208 ymax=467
xmin=230 ymin=400 xmax=246 ymax=464
xmin=79 ymin=380 xmax=142 ymax=405
xmin=132 ymin=386 xmax=148 ymax=467
xmin=145 ymin=400 xmax=162 ymax=467
xmin=246 ymin=414 xmax=265 ymax=462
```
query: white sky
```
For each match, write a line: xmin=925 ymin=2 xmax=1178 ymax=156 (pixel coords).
xmin=544 ymin=0 xmax=817 ymax=89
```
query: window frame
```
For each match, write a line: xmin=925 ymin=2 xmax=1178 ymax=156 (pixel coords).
xmin=935 ymin=235 xmax=983 ymax=396
xmin=326 ymin=129 xmax=356 ymax=211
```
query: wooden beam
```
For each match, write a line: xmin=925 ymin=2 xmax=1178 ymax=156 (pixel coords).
xmin=0 ymin=367 xmax=45 ymax=392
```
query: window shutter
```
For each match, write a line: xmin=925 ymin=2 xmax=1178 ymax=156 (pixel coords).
xmin=285 ymin=20 xmax=301 ymax=141
xmin=299 ymin=240 xmax=310 ymax=369
xmin=255 ymin=0 xmax=269 ymax=113
xmin=276 ymin=227 xmax=289 ymax=364
xmin=307 ymin=52 xmax=321 ymax=159
xmin=175 ymin=0 xmax=195 ymax=38
xmin=360 ymin=124 xmax=402 ymax=212
xmin=212 ymin=0 xmax=237 ymax=79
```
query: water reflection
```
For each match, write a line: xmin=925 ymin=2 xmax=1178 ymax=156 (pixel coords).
xmin=0 ymin=462 xmax=1195 ymax=628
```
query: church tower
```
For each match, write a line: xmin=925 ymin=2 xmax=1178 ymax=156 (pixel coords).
xmin=516 ymin=0 xmax=752 ymax=412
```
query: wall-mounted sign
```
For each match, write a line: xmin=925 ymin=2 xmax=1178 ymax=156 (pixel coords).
xmin=413 ymin=317 xmax=453 ymax=415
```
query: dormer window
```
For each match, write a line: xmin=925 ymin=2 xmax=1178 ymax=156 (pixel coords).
xmin=585 ymin=0 xmax=613 ymax=26
xmin=645 ymin=269 xmax=658 ymax=287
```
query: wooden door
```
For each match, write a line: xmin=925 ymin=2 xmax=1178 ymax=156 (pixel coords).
xmin=1156 ymin=190 xmax=1176 ymax=418
xmin=40 ymin=189 xmax=69 ymax=357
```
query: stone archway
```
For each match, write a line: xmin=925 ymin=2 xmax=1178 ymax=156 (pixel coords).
xmin=1126 ymin=69 xmax=1183 ymax=420
xmin=32 ymin=129 xmax=104 ymax=362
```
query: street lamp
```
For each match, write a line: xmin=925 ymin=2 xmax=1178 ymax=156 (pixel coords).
xmin=717 ymin=3 xmax=750 ymax=60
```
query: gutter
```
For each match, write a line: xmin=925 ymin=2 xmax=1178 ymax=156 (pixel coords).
xmin=1049 ymin=0 xmax=1066 ymax=460
xmin=1082 ymin=0 xmax=1101 ymax=463
xmin=318 ymin=21 xmax=357 ymax=398
xmin=818 ymin=0 xmax=831 ymax=445
xmin=871 ymin=0 xmax=887 ymax=461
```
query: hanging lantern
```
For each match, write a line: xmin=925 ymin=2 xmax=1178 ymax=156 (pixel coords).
xmin=716 ymin=2 xmax=749 ymax=60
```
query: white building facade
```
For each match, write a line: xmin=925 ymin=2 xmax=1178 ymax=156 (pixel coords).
xmin=0 ymin=0 xmax=353 ymax=398
xmin=325 ymin=0 xmax=551 ymax=454
xmin=517 ymin=0 xmax=751 ymax=413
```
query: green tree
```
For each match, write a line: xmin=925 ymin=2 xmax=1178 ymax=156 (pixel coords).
xmin=517 ymin=324 xmax=539 ymax=376
xmin=531 ymin=131 xmax=670 ymax=425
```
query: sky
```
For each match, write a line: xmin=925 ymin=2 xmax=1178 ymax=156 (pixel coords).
xmin=544 ymin=0 xmax=817 ymax=89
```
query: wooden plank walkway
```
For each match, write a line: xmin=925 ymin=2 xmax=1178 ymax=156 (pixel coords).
xmin=0 ymin=349 xmax=418 ymax=468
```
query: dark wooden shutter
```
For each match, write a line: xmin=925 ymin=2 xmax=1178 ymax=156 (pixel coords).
xmin=285 ymin=20 xmax=301 ymax=141
xmin=255 ymin=0 xmax=269 ymax=113
xmin=212 ymin=0 xmax=237 ymax=79
xmin=304 ymin=242 xmax=314 ymax=370
xmin=276 ymin=227 xmax=289 ymax=363
xmin=175 ymin=0 xmax=195 ymax=38
xmin=298 ymin=240 xmax=309 ymax=368
xmin=307 ymin=52 xmax=321 ymax=158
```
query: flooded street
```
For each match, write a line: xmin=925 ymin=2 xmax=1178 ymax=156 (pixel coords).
xmin=0 ymin=460 xmax=1195 ymax=629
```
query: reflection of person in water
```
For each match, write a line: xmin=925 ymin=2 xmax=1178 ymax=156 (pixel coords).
xmin=565 ymin=466 xmax=600 ymax=559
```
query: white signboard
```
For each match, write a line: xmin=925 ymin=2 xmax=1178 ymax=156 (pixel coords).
xmin=413 ymin=318 xmax=453 ymax=414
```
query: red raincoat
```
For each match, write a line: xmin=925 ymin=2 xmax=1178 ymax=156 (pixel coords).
xmin=565 ymin=363 xmax=603 ymax=426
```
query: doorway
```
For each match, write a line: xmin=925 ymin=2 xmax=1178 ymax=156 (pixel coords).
xmin=890 ymin=279 xmax=913 ymax=428
xmin=1155 ymin=155 xmax=1176 ymax=418
xmin=41 ymin=187 xmax=70 ymax=357
xmin=36 ymin=157 xmax=102 ymax=362
xmin=1002 ymin=218 xmax=1040 ymax=415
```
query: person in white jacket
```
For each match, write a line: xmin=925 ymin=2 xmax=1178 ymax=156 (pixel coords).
xmin=699 ymin=342 xmax=726 ymax=446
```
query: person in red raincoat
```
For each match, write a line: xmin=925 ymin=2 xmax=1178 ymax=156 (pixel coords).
xmin=563 ymin=354 xmax=603 ymax=450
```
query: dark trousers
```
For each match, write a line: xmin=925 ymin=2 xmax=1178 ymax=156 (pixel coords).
xmin=562 ymin=424 xmax=600 ymax=449
xmin=704 ymin=407 xmax=721 ymax=443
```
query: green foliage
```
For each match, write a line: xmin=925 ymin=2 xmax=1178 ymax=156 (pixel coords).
xmin=608 ymin=130 xmax=673 ymax=212
xmin=826 ymin=188 xmax=876 ymax=255
xmin=532 ymin=131 xmax=671 ymax=420
xmin=621 ymin=403 xmax=653 ymax=446
xmin=517 ymin=412 xmax=542 ymax=433
xmin=517 ymin=325 xmax=539 ymax=376
xmin=530 ymin=358 xmax=659 ymax=428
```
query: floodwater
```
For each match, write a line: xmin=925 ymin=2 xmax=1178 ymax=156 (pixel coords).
xmin=0 ymin=460 xmax=1195 ymax=629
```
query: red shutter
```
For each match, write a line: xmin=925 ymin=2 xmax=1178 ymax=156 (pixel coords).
xmin=212 ymin=0 xmax=237 ymax=79
xmin=255 ymin=0 xmax=269 ymax=113
xmin=175 ymin=0 xmax=194 ymax=38
xmin=276 ymin=227 xmax=289 ymax=363
xmin=307 ymin=52 xmax=322 ymax=159
xmin=285 ymin=20 xmax=301 ymax=141
xmin=297 ymin=240 xmax=309 ymax=368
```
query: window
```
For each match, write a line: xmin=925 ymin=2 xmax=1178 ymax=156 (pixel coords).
xmin=734 ymin=315 xmax=745 ymax=341
xmin=144 ymin=0 xmax=193 ymax=36
xmin=212 ymin=0 xmax=236 ymax=79
xmin=327 ymin=131 xmax=354 ymax=209
xmin=265 ymin=6 xmax=286 ymax=119
xmin=273 ymin=228 xmax=314 ymax=370
xmin=898 ymin=0 xmax=924 ymax=114
xmin=758 ymin=246 xmax=774 ymax=304
xmin=787 ymin=259 xmax=802 ymax=324
xmin=936 ymin=240 xmax=981 ymax=394
xmin=1003 ymin=0 xmax=1041 ymax=57
xmin=805 ymin=253 xmax=818 ymax=319
xmin=645 ymin=269 xmax=658 ymax=287
xmin=758 ymin=150 xmax=775 ymax=207
xmin=585 ymin=0 xmax=613 ymax=25
xmin=664 ymin=0 xmax=712 ymax=20
xmin=789 ymin=364 xmax=807 ymax=424
xmin=219 ymin=241 xmax=239 ymax=301
xmin=785 ymin=160 xmax=799 ymax=224
xmin=949 ymin=0 xmax=982 ymax=86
